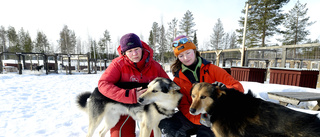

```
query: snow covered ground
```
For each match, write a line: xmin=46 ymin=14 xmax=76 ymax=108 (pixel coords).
xmin=1 ymin=70 xmax=320 ymax=137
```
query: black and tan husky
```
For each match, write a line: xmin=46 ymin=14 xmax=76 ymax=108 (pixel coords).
xmin=76 ymin=77 xmax=182 ymax=137
xmin=189 ymin=82 xmax=320 ymax=137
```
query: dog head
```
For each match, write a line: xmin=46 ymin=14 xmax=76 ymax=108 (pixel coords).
xmin=189 ymin=82 xmax=226 ymax=115
xmin=138 ymin=77 xmax=181 ymax=105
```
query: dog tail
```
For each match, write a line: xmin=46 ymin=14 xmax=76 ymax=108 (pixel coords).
xmin=76 ymin=92 xmax=92 ymax=111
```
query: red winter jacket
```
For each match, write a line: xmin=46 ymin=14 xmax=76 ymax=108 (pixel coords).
xmin=98 ymin=41 xmax=169 ymax=104
xmin=173 ymin=57 xmax=244 ymax=125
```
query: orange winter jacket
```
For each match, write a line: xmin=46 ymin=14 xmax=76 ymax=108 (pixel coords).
xmin=173 ymin=57 xmax=244 ymax=125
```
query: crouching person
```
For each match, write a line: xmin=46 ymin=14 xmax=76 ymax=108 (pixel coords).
xmin=159 ymin=35 xmax=244 ymax=137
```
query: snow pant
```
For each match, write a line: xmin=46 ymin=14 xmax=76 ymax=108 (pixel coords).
xmin=158 ymin=111 xmax=215 ymax=137
xmin=110 ymin=115 xmax=154 ymax=137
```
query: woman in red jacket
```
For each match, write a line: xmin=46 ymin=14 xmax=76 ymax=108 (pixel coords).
xmin=159 ymin=35 xmax=244 ymax=137
xmin=98 ymin=33 xmax=169 ymax=137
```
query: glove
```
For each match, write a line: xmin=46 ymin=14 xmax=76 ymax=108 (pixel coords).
xmin=159 ymin=111 xmax=193 ymax=137
xmin=212 ymin=81 xmax=226 ymax=89
xmin=200 ymin=113 xmax=212 ymax=127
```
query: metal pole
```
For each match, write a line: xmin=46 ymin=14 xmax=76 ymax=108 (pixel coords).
xmin=241 ymin=3 xmax=249 ymax=67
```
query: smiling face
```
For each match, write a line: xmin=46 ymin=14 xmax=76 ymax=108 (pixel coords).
xmin=177 ymin=49 xmax=196 ymax=66
xmin=125 ymin=47 xmax=142 ymax=63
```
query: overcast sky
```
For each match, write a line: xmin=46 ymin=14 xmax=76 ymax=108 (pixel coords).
xmin=1 ymin=0 xmax=320 ymax=51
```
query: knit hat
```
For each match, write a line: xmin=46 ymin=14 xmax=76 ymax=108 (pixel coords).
xmin=172 ymin=35 xmax=196 ymax=56
xmin=120 ymin=33 xmax=142 ymax=53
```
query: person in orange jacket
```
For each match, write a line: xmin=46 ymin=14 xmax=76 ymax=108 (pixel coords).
xmin=98 ymin=33 xmax=169 ymax=137
xmin=158 ymin=35 xmax=244 ymax=137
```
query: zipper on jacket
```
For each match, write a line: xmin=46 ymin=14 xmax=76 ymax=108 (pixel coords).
xmin=140 ymin=73 xmax=142 ymax=79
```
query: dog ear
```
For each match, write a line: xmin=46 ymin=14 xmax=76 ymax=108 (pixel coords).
xmin=190 ymin=82 xmax=199 ymax=94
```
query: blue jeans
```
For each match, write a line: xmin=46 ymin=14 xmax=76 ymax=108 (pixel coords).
xmin=158 ymin=111 xmax=215 ymax=137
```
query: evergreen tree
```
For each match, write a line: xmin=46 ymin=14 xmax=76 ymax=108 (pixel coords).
xmin=59 ymin=25 xmax=76 ymax=54
xmin=90 ymin=40 xmax=98 ymax=59
xmin=151 ymin=22 xmax=160 ymax=51
xmin=167 ymin=18 xmax=178 ymax=44
xmin=223 ymin=33 xmax=230 ymax=49
xmin=7 ymin=26 xmax=20 ymax=52
xmin=18 ymin=28 xmax=33 ymax=52
xmin=280 ymin=0 xmax=316 ymax=45
xmin=76 ymin=38 xmax=82 ymax=54
xmin=35 ymin=31 xmax=49 ymax=53
xmin=98 ymin=38 xmax=105 ymax=58
xmin=0 ymin=26 xmax=7 ymax=52
xmin=236 ymin=0 xmax=289 ymax=47
xmin=193 ymin=31 xmax=198 ymax=47
xmin=210 ymin=18 xmax=225 ymax=50
xmin=103 ymin=30 xmax=111 ymax=57
xmin=179 ymin=10 xmax=196 ymax=38
xmin=230 ymin=32 xmax=238 ymax=49
xmin=159 ymin=25 xmax=167 ymax=62
xmin=148 ymin=30 xmax=154 ymax=47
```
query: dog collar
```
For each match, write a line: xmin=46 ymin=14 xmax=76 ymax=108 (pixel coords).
xmin=153 ymin=104 xmax=175 ymax=117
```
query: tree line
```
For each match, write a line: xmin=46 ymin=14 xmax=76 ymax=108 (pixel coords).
xmin=0 ymin=0 xmax=318 ymax=62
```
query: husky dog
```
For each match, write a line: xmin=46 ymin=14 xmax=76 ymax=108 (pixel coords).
xmin=189 ymin=82 xmax=320 ymax=137
xmin=76 ymin=77 xmax=182 ymax=137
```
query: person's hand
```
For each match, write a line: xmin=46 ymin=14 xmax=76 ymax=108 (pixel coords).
xmin=136 ymin=87 xmax=147 ymax=97
xmin=212 ymin=81 xmax=226 ymax=89
xmin=200 ymin=113 xmax=211 ymax=127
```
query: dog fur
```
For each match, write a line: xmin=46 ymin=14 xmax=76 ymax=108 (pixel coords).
xmin=33 ymin=65 xmax=43 ymax=71
xmin=76 ymin=77 xmax=182 ymax=137
xmin=189 ymin=82 xmax=320 ymax=137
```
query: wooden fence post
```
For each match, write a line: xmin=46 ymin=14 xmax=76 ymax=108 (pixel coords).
xmin=17 ymin=53 xmax=22 ymax=74
xmin=0 ymin=53 xmax=2 ymax=74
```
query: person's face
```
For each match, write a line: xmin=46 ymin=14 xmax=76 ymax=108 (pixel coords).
xmin=177 ymin=49 xmax=196 ymax=66
xmin=125 ymin=47 xmax=142 ymax=63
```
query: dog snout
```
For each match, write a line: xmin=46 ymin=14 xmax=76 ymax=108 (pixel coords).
xmin=138 ymin=98 xmax=144 ymax=103
xmin=189 ymin=108 xmax=196 ymax=114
